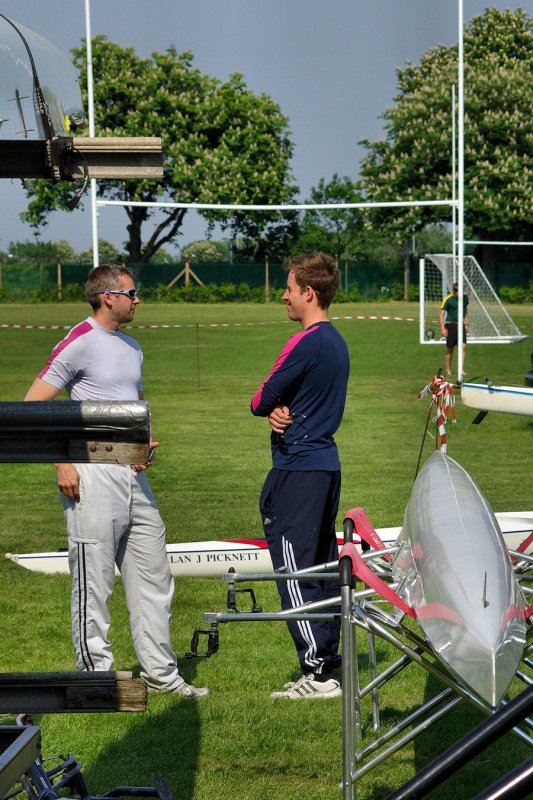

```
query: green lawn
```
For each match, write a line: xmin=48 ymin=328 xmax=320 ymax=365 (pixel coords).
xmin=0 ymin=300 xmax=532 ymax=799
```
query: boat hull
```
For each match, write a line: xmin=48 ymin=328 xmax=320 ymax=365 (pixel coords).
xmin=461 ymin=383 xmax=533 ymax=417
xmin=5 ymin=510 xmax=533 ymax=579
xmin=393 ymin=451 xmax=526 ymax=707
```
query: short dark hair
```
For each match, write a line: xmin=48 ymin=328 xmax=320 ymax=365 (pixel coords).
xmin=85 ymin=264 xmax=135 ymax=310
xmin=452 ymin=282 xmax=458 ymax=292
xmin=284 ymin=252 xmax=340 ymax=309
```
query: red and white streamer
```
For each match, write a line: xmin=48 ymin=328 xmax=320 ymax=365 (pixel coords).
xmin=418 ymin=375 xmax=457 ymax=453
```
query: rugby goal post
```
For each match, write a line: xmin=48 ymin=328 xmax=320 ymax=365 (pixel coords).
xmin=419 ymin=254 xmax=527 ymax=345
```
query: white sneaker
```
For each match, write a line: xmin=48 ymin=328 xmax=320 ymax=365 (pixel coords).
xmin=271 ymin=675 xmax=341 ymax=699
xmin=271 ymin=674 xmax=314 ymax=697
xmin=172 ymin=679 xmax=210 ymax=698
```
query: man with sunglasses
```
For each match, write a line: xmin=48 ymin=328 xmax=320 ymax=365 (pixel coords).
xmin=251 ymin=252 xmax=350 ymax=699
xmin=24 ymin=264 xmax=209 ymax=698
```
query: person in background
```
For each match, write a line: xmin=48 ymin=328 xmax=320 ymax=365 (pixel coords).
xmin=440 ymin=282 xmax=469 ymax=376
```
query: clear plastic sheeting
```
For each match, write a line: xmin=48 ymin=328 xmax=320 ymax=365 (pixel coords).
xmin=393 ymin=451 xmax=526 ymax=707
xmin=0 ymin=15 xmax=85 ymax=140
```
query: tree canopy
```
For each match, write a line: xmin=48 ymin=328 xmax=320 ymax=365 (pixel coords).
xmin=78 ymin=239 xmax=122 ymax=264
xmin=292 ymin=174 xmax=366 ymax=262
xmin=181 ymin=240 xmax=227 ymax=263
xmin=7 ymin=240 xmax=77 ymax=263
xmin=359 ymin=8 xmax=533 ymax=248
xmin=22 ymin=37 xmax=296 ymax=263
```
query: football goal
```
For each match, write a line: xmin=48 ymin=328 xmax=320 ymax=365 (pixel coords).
xmin=419 ymin=254 xmax=527 ymax=345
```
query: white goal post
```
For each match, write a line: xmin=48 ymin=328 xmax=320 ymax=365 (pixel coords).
xmin=419 ymin=254 xmax=527 ymax=345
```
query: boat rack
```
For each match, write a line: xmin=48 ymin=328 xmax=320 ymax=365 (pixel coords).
xmin=202 ymin=512 xmax=533 ymax=799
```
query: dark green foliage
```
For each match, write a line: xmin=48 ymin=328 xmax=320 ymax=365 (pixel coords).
xmin=21 ymin=38 xmax=296 ymax=261
xmin=360 ymin=8 xmax=533 ymax=244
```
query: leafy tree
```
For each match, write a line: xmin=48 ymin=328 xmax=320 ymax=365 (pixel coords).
xmin=182 ymin=240 xmax=226 ymax=263
xmin=228 ymin=212 xmax=301 ymax=262
xmin=78 ymin=239 xmax=122 ymax=264
xmin=21 ymin=37 xmax=296 ymax=263
xmin=294 ymin=174 xmax=366 ymax=262
xmin=359 ymin=8 xmax=533 ymax=273
xmin=8 ymin=240 xmax=77 ymax=263
xmin=414 ymin=224 xmax=453 ymax=256
xmin=149 ymin=247 xmax=175 ymax=264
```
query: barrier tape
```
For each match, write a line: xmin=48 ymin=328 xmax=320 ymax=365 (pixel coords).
xmin=418 ymin=375 xmax=457 ymax=453
xmin=0 ymin=314 xmax=416 ymax=332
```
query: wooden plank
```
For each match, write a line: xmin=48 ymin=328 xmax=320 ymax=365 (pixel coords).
xmin=0 ymin=672 xmax=147 ymax=713
xmin=0 ymin=137 xmax=163 ymax=180
xmin=68 ymin=136 xmax=163 ymax=180
xmin=0 ymin=437 xmax=148 ymax=464
xmin=69 ymin=440 xmax=149 ymax=463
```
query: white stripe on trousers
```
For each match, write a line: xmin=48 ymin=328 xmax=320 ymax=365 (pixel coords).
xmin=282 ymin=536 xmax=321 ymax=671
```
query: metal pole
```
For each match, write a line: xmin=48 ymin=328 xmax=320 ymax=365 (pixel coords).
xmin=57 ymin=257 xmax=62 ymax=301
xmin=84 ymin=0 xmax=99 ymax=269
xmin=196 ymin=322 xmax=200 ymax=394
xmin=452 ymin=85 xmax=457 ymax=266
xmin=419 ymin=258 xmax=425 ymax=344
xmin=457 ymin=0 xmax=465 ymax=380
xmin=341 ymin=519 xmax=357 ymax=800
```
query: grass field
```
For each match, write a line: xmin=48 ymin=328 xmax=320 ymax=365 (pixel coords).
xmin=0 ymin=299 xmax=532 ymax=799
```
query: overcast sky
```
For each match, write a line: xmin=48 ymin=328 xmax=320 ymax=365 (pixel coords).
xmin=0 ymin=0 xmax=529 ymax=257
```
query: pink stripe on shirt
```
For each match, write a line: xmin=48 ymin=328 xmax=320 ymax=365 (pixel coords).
xmin=251 ymin=325 xmax=319 ymax=412
xmin=38 ymin=320 xmax=93 ymax=380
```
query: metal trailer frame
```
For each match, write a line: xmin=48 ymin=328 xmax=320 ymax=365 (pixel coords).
xmin=200 ymin=513 xmax=533 ymax=799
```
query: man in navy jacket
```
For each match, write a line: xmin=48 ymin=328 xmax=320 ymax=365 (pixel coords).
xmin=251 ymin=252 xmax=350 ymax=699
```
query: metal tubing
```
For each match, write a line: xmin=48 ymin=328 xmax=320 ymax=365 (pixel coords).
xmin=0 ymin=400 xmax=150 ymax=433
xmin=367 ymin=629 xmax=380 ymax=730
xmin=204 ymin=611 xmax=338 ymax=623
xmin=473 ymin=756 xmax=533 ymax=800
xmin=357 ymin=690 xmax=459 ymax=762
xmin=223 ymin=570 xmax=341 ymax=583
xmin=359 ymin=655 xmax=414 ymax=699
xmin=353 ymin=695 xmax=463 ymax=781
xmin=341 ymin=580 xmax=356 ymax=800
xmin=221 ymin=547 xmax=398 ymax=584
xmin=386 ymin=687 xmax=533 ymax=800
xmin=359 ymin=610 xmax=492 ymax=711
xmin=340 ymin=515 xmax=356 ymax=800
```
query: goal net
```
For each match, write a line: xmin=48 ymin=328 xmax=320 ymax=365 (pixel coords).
xmin=419 ymin=254 xmax=526 ymax=345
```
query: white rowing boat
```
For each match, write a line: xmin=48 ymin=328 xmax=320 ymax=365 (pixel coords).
xmin=393 ymin=451 xmax=527 ymax=707
xmin=5 ymin=511 xmax=533 ymax=578
xmin=461 ymin=382 xmax=533 ymax=417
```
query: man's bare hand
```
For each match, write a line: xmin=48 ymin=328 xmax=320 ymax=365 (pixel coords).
xmin=268 ymin=406 xmax=293 ymax=434
xmin=56 ymin=463 xmax=81 ymax=501
xmin=132 ymin=440 xmax=159 ymax=473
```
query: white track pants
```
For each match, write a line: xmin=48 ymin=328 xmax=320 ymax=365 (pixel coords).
xmin=61 ymin=463 xmax=182 ymax=691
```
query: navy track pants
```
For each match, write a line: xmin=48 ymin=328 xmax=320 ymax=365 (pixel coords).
xmin=259 ymin=468 xmax=341 ymax=675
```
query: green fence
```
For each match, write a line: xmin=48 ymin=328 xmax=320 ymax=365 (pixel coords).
xmin=0 ymin=255 xmax=530 ymax=302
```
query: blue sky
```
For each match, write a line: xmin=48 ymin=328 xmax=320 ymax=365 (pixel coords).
xmin=0 ymin=0 xmax=529 ymax=256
